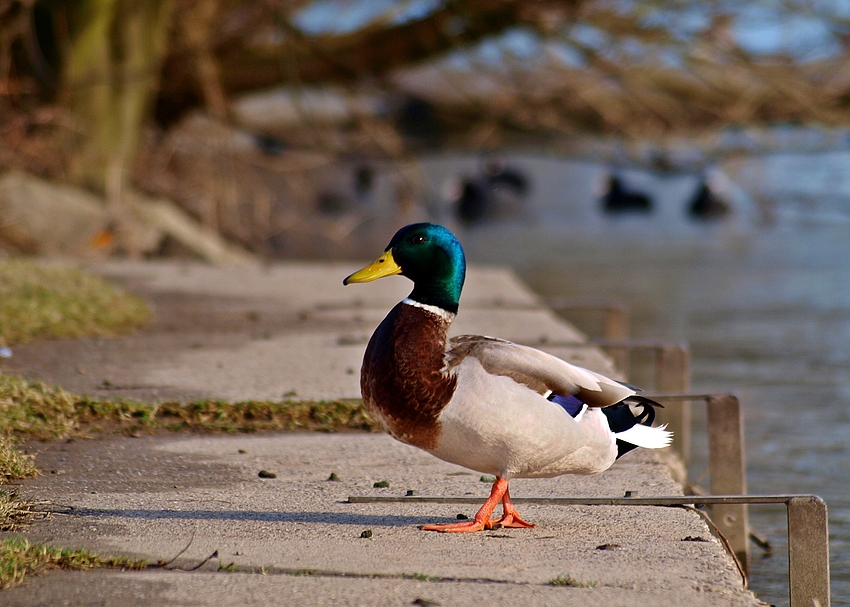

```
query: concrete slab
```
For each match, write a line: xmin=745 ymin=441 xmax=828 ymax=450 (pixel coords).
xmin=0 ymin=261 xmax=762 ymax=605
xmin=0 ymin=569 xmax=754 ymax=607
xmin=6 ymin=433 xmax=760 ymax=607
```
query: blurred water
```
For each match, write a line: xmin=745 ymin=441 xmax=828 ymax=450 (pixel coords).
xmin=456 ymin=218 xmax=850 ymax=606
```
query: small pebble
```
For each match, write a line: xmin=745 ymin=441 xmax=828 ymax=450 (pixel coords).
xmin=328 ymin=472 xmax=341 ymax=481
xmin=373 ymin=480 xmax=389 ymax=488
xmin=258 ymin=470 xmax=277 ymax=479
xmin=456 ymin=513 xmax=469 ymax=520
xmin=480 ymin=475 xmax=496 ymax=483
xmin=0 ymin=347 xmax=11 ymax=359
xmin=238 ymin=449 xmax=247 ymax=454
xmin=360 ymin=529 xmax=373 ymax=538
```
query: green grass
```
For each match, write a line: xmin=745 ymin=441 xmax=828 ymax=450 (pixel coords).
xmin=0 ymin=259 xmax=149 ymax=347
xmin=0 ymin=536 xmax=147 ymax=589
xmin=0 ymin=491 xmax=40 ymax=532
xmin=0 ymin=258 xmax=150 ymax=485
xmin=0 ymin=373 xmax=375 ymax=442
xmin=0 ymin=436 xmax=37 ymax=482
xmin=0 ymin=258 xmax=154 ymax=476
xmin=547 ymin=574 xmax=598 ymax=588
xmin=0 ymin=372 xmax=374 ymax=485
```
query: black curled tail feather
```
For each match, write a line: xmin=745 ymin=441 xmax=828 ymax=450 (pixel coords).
xmin=603 ymin=395 xmax=664 ymax=459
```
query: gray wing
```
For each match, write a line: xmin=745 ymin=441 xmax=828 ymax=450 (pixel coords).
xmin=447 ymin=335 xmax=634 ymax=407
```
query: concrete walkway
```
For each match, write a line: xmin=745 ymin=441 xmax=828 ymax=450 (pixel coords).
xmin=1 ymin=261 xmax=763 ymax=606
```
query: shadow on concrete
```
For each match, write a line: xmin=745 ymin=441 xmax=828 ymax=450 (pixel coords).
xmin=73 ymin=508 xmax=442 ymax=527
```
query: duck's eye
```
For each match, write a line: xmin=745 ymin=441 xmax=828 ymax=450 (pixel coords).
xmin=410 ymin=235 xmax=426 ymax=245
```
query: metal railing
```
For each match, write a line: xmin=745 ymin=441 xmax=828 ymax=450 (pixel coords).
xmin=645 ymin=393 xmax=750 ymax=573
xmin=347 ymin=493 xmax=830 ymax=607
xmin=545 ymin=302 xmax=752 ymax=567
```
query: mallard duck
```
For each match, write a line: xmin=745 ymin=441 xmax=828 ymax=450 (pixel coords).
xmin=601 ymin=175 xmax=653 ymax=214
xmin=451 ymin=161 xmax=529 ymax=226
xmin=688 ymin=173 xmax=730 ymax=220
xmin=344 ymin=223 xmax=671 ymax=532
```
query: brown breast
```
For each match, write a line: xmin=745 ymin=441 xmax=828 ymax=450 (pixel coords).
xmin=360 ymin=302 xmax=457 ymax=450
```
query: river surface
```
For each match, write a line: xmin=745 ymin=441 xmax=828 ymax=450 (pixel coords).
xmin=455 ymin=216 xmax=850 ymax=606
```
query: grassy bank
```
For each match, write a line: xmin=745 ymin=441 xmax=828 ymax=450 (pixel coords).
xmin=0 ymin=536 xmax=147 ymax=589
xmin=0 ymin=258 xmax=151 ymax=483
xmin=0 ymin=374 xmax=374 ymax=443
xmin=0 ymin=259 xmax=149 ymax=347
xmin=0 ymin=436 xmax=37 ymax=483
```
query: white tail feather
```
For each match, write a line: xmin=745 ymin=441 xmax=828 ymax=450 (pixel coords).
xmin=614 ymin=423 xmax=672 ymax=450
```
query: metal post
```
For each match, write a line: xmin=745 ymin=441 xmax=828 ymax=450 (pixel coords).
xmin=706 ymin=394 xmax=750 ymax=576
xmin=788 ymin=496 xmax=830 ymax=607
xmin=601 ymin=303 xmax=629 ymax=375
xmin=654 ymin=344 xmax=691 ymax=465
xmin=602 ymin=303 xmax=629 ymax=342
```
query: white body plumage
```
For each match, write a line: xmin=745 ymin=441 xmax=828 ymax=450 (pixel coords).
xmin=430 ymin=355 xmax=620 ymax=479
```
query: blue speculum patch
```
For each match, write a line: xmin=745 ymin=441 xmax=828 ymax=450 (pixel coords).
xmin=548 ymin=393 xmax=584 ymax=418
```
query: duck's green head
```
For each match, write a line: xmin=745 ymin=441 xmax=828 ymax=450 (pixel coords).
xmin=343 ymin=223 xmax=466 ymax=313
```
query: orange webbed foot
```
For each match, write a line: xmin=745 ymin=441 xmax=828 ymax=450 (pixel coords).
xmin=421 ymin=476 xmax=508 ymax=533
xmin=419 ymin=519 xmax=492 ymax=533
xmin=490 ymin=512 xmax=536 ymax=529
xmin=491 ymin=485 xmax=535 ymax=529
xmin=419 ymin=476 xmax=537 ymax=532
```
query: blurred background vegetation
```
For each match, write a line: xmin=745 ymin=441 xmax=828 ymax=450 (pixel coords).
xmin=1 ymin=0 xmax=849 ymax=259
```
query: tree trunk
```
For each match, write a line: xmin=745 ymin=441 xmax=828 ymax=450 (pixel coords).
xmin=63 ymin=0 xmax=174 ymax=194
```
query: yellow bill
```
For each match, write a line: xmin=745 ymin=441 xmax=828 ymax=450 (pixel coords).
xmin=343 ymin=251 xmax=402 ymax=284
